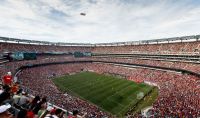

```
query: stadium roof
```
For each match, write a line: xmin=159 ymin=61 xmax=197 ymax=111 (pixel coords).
xmin=0 ymin=34 xmax=199 ymax=47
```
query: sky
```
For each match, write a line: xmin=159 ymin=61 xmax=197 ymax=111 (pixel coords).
xmin=0 ymin=0 xmax=200 ymax=43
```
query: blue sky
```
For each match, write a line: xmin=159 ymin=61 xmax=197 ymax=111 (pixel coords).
xmin=0 ymin=0 xmax=200 ymax=43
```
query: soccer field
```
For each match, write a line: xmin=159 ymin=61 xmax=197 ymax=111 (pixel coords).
xmin=52 ymin=72 xmax=158 ymax=117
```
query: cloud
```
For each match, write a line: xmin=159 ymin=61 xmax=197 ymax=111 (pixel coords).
xmin=0 ymin=0 xmax=199 ymax=43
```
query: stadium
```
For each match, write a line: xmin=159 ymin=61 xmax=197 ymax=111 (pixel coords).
xmin=0 ymin=35 xmax=200 ymax=117
xmin=0 ymin=0 xmax=200 ymax=118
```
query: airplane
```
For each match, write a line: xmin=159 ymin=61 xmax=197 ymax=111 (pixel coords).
xmin=80 ymin=13 xmax=86 ymax=16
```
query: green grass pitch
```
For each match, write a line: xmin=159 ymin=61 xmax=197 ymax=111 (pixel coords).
xmin=52 ymin=72 xmax=158 ymax=117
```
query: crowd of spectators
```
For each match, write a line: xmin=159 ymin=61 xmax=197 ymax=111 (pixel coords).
xmin=0 ymin=55 xmax=90 ymax=79
xmin=0 ymin=42 xmax=92 ymax=53
xmin=92 ymin=41 xmax=200 ymax=54
xmin=1 ymin=41 xmax=200 ymax=76
xmin=0 ymin=41 xmax=200 ymax=117
xmin=13 ymin=63 xmax=200 ymax=117
xmin=85 ymin=63 xmax=200 ymax=117
xmin=90 ymin=57 xmax=200 ymax=73
xmin=1 ymin=40 xmax=200 ymax=55
xmin=17 ymin=64 xmax=110 ymax=118
xmin=0 ymin=71 xmax=90 ymax=118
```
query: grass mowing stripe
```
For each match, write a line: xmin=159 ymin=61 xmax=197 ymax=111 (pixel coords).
xmin=87 ymin=79 xmax=129 ymax=97
xmin=89 ymin=81 xmax=133 ymax=101
xmin=71 ymin=77 xmax=118 ymax=94
xmin=102 ymin=85 xmax=140 ymax=115
xmin=106 ymin=85 xmax=139 ymax=105
xmin=70 ymin=77 xmax=121 ymax=96
xmin=85 ymin=81 xmax=131 ymax=104
xmin=65 ymin=74 xmax=117 ymax=91
xmin=118 ymin=86 xmax=154 ymax=116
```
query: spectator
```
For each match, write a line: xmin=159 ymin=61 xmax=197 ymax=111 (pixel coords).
xmin=0 ymin=104 xmax=13 ymax=118
xmin=26 ymin=110 xmax=35 ymax=118
xmin=11 ymin=82 xmax=20 ymax=94
xmin=49 ymin=107 xmax=56 ymax=115
xmin=68 ymin=110 xmax=86 ymax=118
xmin=17 ymin=109 xmax=27 ymax=118
xmin=44 ymin=108 xmax=64 ymax=118
xmin=0 ymin=85 xmax=11 ymax=104
xmin=37 ymin=102 xmax=47 ymax=118
xmin=12 ymin=89 xmax=23 ymax=105
xmin=2 ymin=72 xmax=13 ymax=86
xmin=18 ymin=92 xmax=30 ymax=108
xmin=32 ymin=97 xmax=47 ymax=114
xmin=68 ymin=110 xmax=79 ymax=118
xmin=29 ymin=95 xmax=40 ymax=110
